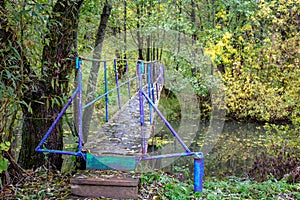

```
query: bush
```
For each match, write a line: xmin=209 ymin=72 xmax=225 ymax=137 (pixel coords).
xmin=249 ymin=143 xmax=300 ymax=182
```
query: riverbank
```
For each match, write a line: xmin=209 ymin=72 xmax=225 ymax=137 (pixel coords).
xmin=2 ymin=169 xmax=299 ymax=199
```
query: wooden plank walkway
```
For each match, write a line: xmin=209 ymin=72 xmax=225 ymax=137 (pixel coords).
xmin=72 ymin=87 xmax=162 ymax=198
xmin=83 ymin=86 xmax=162 ymax=158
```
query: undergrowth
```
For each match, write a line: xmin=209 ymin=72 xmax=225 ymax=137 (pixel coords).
xmin=1 ymin=169 xmax=299 ymax=199
xmin=139 ymin=172 xmax=300 ymax=200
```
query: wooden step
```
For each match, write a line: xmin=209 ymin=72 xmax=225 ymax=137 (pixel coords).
xmin=70 ymin=175 xmax=139 ymax=199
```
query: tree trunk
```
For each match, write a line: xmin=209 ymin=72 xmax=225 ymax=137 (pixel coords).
xmin=191 ymin=0 xmax=198 ymax=44
xmin=0 ymin=0 xmax=31 ymax=184
xmin=146 ymin=2 xmax=152 ymax=61
xmin=176 ymin=1 xmax=182 ymax=70
xmin=18 ymin=0 xmax=83 ymax=170
xmin=123 ymin=0 xmax=127 ymax=62
xmin=82 ymin=3 xmax=112 ymax=143
xmin=137 ymin=3 xmax=144 ymax=60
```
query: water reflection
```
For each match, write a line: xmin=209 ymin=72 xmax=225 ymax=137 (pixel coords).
xmin=148 ymin=120 xmax=267 ymax=179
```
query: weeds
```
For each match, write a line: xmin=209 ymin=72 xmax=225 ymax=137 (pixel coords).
xmin=1 ymin=168 xmax=299 ymax=199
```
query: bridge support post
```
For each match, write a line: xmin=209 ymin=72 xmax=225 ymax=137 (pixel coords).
xmin=125 ymin=60 xmax=131 ymax=99
xmin=114 ymin=59 xmax=121 ymax=109
xmin=147 ymin=62 xmax=153 ymax=124
xmin=77 ymin=57 xmax=83 ymax=151
xmin=138 ymin=61 xmax=144 ymax=126
xmin=194 ymin=153 xmax=204 ymax=193
xmin=104 ymin=61 xmax=109 ymax=122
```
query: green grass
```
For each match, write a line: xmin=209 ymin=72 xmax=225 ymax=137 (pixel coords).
xmin=140 ymin=172 xmax=300 ymax=200
xmin=3 ymin=169 xmax=299 ymax=199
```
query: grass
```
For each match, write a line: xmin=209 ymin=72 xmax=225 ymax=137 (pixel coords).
xmin=139 ymin=172 xmax=300 ymax=200
xmin=2 ymin=169 xmax=299 ymax=199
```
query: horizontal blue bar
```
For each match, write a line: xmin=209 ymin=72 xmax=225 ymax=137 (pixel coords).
xmin=141 ymin=152 xmax=201 ymax=160
xmin=36 ymin=149 xmax=85 ymax=157
xmin=84 ymin=76 xmax=138 ymax=109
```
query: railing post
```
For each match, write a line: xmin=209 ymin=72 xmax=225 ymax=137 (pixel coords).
xmin=114 ymin=59 xmax=121 ymax=109
xmin=194 ymin=152 xmax=204 ymax=193
xmin=76 ymin=57 xmax=83 ymax=152
xmin=161 ymin=63 xmax=165 ymax=85
xmin=147 ymin=62 xmax=153 ymax=124
xmin=125 ymin=60 xmax=131 ymax=99
xmin=138 ymin=61 xmax=144 ymax=125
xmin=151 ymin=62 xmax=155 ymax=104
xmin=104 ymin=61 xmax=109 ymax=122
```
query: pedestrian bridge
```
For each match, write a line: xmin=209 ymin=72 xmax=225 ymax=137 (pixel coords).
xmin=35 ymin=57 xmax=204 ymax=195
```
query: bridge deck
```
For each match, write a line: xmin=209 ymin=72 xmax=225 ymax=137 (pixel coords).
xmin=84 ymin=88 xmax=162 ymax=158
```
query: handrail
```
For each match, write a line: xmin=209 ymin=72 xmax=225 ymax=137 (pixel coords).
xmin=35 ymin=56 xmax=204 ymax=192
xmin=83 ymin=76 xmax=139 ymax=109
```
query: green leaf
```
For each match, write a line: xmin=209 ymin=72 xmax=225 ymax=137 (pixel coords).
xmin=0 ymin=157 xmax=9 ymax=173
xmin=0 ymin=141 xmax=10 ymax=151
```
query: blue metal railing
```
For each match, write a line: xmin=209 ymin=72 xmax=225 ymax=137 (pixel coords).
xmin=35 ymin=57 xmax=204 ymax=193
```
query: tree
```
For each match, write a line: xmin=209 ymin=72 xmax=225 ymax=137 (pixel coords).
xmin=82 ymin=2 xmax=112 ymax=142
xmin=0 ymin=0 xmax=29 ymax=184
xmin=18 ymin=0 xmax=84 ymax=170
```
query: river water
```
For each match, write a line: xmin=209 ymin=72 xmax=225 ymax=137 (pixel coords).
xmin=147 ymin=120 xmax=268 ymax=179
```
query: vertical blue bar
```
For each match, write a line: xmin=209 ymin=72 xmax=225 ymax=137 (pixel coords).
xmin=156 ymin=82 xmax=159 ymax=100
xmin=147 ymin=63 xmax=153 ymax=124
xmin=138 ymin=62 xmax=144 ymax=125
xmin=151 ymin=62 xmax=155 ymax=105
xmin=114 ymin=59 xmax=121 ymax=109
xmin=77 ymin=57 xmax=83 ymax=152
xmin=126 ymin=60 xmax=131 ymax=99
xmin=194 ymin=154 xmax=204 ymax=193
xmin=161 ymin=63 xmax=165 ymax=85
xmin=104 ymin=61 xmax=109 ymax=122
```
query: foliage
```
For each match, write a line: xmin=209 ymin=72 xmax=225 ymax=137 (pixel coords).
xmin=202 ymin=177 xmax=300 ymax=199
xmin=158 ymin=89 xmax=181 ymax=121
xmin=0 ymin=0 xmax=26 ymax=178
xmin=249 ymin=123 xmax=300 ymax=182
xmin=0 ymin=0 xmax=299 ymax=192
xmin=0 ymin=142 xmax=10 ymax=174
xmin=2 ymin=168 xmax=70 ymax=199
xmin=0 ymin=65 xmax=18 ymax=174
xmin=204 ymin=0 xmax=300 ymax=123
xmin=1 ymin=168 xmax=299 ymax=199
xmin=140 ymin=171 xmax=300 ymax=199
xmin=140 ymin=171 xmax=193 ymax=199
xmin=249 ymin=143 xmax=300 ymax=182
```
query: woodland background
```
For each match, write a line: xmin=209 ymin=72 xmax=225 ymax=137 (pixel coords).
xmin=0 ymin=0 xmax=299 ymax=198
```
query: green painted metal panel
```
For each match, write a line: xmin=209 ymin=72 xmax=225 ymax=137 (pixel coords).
xmin=86 ymin=153 xmax=137 ymax=171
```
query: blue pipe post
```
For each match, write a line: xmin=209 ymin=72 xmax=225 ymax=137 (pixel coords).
xmin=156 ymin=74 xmax=159 ymax=101
xmin=194 ymin=152 xmax=204 ymax=193
xmin=76 ymin=57 xmax=83 ymax=153
xmin=138 ymin=62 xmax=144 ymax=126
xmin=135 ymin=62 xmax=139 ymax=92
xmin=114 ymin=59 xmax=121 ymax=109
xmin=139 ymin=61 xmax=146 ymax=155
xmin=104 ymin=61 xmax=109 ymax=122
xmin=151 ymin=62 xmax=155 ymax=104
xmin=126 ymin=60 xmax=131 ymax=99
xmin=161 ymin=63 xmax=165 ymax=85
xmin=156 ymin=63 xmax=162 ymax=99
xmin=147 ymin=62 xmax=153 ymax=124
